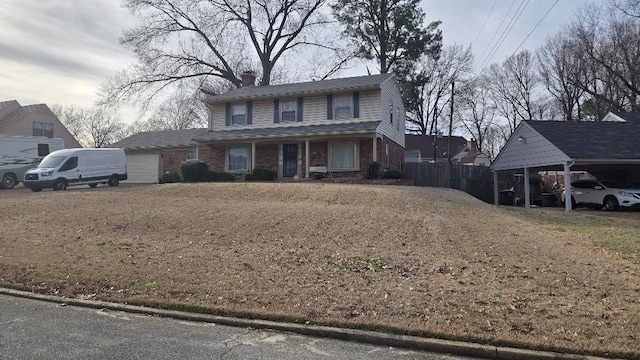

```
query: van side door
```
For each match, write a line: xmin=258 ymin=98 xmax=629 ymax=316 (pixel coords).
xmin=58 ymin=156 xmax=80 ymax=184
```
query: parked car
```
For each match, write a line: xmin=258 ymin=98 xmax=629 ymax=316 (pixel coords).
xmin=562 ymin=180 xmax=640 ymax=211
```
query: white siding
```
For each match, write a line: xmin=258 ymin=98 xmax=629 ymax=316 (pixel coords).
xmin=209 ymin=90 xmax=382 ymax=131
xmin=376 ymin=76 xmax=405 ymax=147
xmin=491 ymin=123 xmax=570 ymax=171
xmin=126 ymin=153 xmax=161 ymax=183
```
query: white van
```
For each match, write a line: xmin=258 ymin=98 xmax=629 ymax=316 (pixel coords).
xmin=23 ymin=148 xmax=128 ymax=192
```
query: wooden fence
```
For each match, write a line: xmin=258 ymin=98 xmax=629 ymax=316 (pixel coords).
xmin=403 ymin=162 xmax=504 ymax=203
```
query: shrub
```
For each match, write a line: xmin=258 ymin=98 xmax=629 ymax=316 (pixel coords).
xmin=161 ymin=171 xmax=181 ymax=183
xmin=365 ymin=161 xmax=381 ymax=179
xmin=215 ymin=172 xmax=236 ymax=182
xmin=179 ymin=160 xmax=209 ymax=182
xmin=249 ymin=168 xmax=277 ymax=181
xmin=381 ymin=169 xmax=407 ymax=179
xmin=200 ymin=170 xmax=218 ymax=182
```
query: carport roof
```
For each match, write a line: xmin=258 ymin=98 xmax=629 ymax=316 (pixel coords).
xmin=108 ymin=128 xmax=209 ymax=150
xmin=527 ymin=120 xmax=640 ymax=160
xmin=193 ymin=121 xmax=381 ymax=142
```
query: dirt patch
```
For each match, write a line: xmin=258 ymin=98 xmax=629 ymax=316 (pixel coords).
xmin=0 ymin=183 xmax=638 ymax=358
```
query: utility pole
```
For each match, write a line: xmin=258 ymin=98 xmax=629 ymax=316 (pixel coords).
xmin=447 ymin=81 xmax=455 ymax=164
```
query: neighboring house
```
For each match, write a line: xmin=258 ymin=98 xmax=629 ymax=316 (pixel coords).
xmin=404 ymin=134 xmax=470 ymax=163
xmin=0 ymin=100 xmax=81 ymax=148
xmin=109 ymin=128 xmax=209 ymax=183
xmin=194 ymin=72 xmax=405 ymax=178
xmin=491 ymin=119 xmax=640 ymax=211
xmin=450 ymin=140 xmax=491 ymax=166
xmin=602 ymin=111 xmax=640 ymax=123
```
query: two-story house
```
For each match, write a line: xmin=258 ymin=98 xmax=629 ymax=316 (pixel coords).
xmin=194 ymin=72 xmax=406 ymax=179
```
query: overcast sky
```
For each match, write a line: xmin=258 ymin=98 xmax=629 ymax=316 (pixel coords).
xmin=0 ymin=0 xmax=587 ymax=123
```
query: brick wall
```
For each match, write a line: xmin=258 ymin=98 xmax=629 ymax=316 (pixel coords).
xmin=202 ymin=145 xmax=226 ymax=172
xmin=360 ymin=139 xmax=373 ymax=176
xmin=379 ymin=137 xmax=404 ymax=171
xmin=161 ymin=149 xmax=188 ymax=173
xmin=255 ymin=144 xmax=278 ymax=171
xmin=309 ymin=141 xmax=328 ymax=167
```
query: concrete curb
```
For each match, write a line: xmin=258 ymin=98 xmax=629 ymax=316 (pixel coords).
xmin=0 ymin=287 xmax=616 ymax=360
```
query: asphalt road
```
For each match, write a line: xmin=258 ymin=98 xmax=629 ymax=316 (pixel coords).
xmin=0 ymin=295 xmax=478 ymax=360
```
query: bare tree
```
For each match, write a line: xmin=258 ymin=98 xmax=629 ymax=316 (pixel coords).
xmin=402 ymin=44 xmax=473 ymax=135
xmin=100 ymin=0 xmax=337 ymax=107
xmin=52 ymin=105 xmax=126 ymax=147
xmin=536 ymin=33 xmax=584 ymax=120
xmin=456 ymin=76 xmax=496 ymax=153
xmin=486 ymin=50 xmax=540 ymax=136
xmin=611 ymin=0 xmax=640 ymax=18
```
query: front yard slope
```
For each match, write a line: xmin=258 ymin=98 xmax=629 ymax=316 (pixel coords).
xmin=0 ymin=183 xmax=638 ymax=358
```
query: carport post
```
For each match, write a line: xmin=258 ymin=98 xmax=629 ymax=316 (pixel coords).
xmin=251 ymin=142 xmax=256 ymax=171
xmin=524 ymin=167 xmax=531 ymax=209
xmin=493 ymin=171 xmax=499 ymax=206
xmin=564 ymin=162 xmax=572 ymax=213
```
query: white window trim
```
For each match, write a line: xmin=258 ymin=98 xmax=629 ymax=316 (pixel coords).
xmin=328 ymin=140 xmax=359 ymax=171
xmin=226 ymin=146 xmax=251 ymax=172
xmin=185 ymin=148 xmax=198 ymax=161
xmin=280 ymin=99 xmax=297 ymax=122
xmin=333 ymin=94 xmax=352 ymax=119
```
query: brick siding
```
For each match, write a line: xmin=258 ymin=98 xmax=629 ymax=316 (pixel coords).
xmin=255 ymin=144 xmax=278 ymax=171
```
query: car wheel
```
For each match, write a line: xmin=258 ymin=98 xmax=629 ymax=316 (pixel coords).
xmin=2 ymin=174 xmax=18 ymax=189
xmin=108 ymin=175 xmax=119 ymax=187
xmin=603 ymin=196 xmax=619 ymax=211
xmin=53 ymin=179 xmax=67 ymax=191
xmin=89 ymin=183 xmax=98 ymax=188
xmin=30 ymin=187 xmax=42 ymax=192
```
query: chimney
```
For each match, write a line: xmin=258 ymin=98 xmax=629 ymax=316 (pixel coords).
xmin=240 ymin=70 xmax=256 ymax=87
xmin=467 ymin=140 xmax=477 ymax=153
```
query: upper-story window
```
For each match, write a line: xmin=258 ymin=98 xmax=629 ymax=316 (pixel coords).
xmin=334 ymin=95 xmax=352 ymax=119
xmin=33 ymin=121 xmax=54 ymax=137
xmin=389 ymin=101 xmax=393 ymax=124
xmin=231 ymin=104 xmax=246 ymax=125
xmin=225 ymin=102 xmax=252 ymax=126
xmin=327 ymin=92 xmax=359 ymax=120
xmin=281 ymin=99 xmax=297 ymax=122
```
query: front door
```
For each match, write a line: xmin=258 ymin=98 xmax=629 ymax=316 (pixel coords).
xmin=283 ymin=144 xmax=298 ymax=177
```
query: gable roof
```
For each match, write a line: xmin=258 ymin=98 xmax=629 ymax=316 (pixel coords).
xmin=203 ymin=73 xmax=395 ymax=103
xmin=527 ymin=120 xmax=640 ymax=160
xmin=615 ymin=111 xmax=640 ymax=122
xmin=109 ymin=128 xmax=209 ymax=150
xmin=404 ymin=134 xmax=468 ymax=160
xmin=194 ymin=121 xmax=380 ymax=142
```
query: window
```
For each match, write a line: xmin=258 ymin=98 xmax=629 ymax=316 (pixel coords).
xmin=334 ymin=95 xmax=352 ymax=119
xmin=185 ymin=149 xmax=197 ymax=161
xmin=330 ymin=141 xmax=357 ymax=170
xmin=280 ymin=99 xmax=297 ymax=122
xmin=228 ymin=147 xmax=250 ymax=171
xmin=59 ymin=157 xmax=78 ymax=172
xmin=390 ymin=101 xmax=393 ymax=124
xmin=32 ymin=121 xmax=43 ymax=136
xmin=43 ymin=123 xmax=54 ymax=138
xmin=231 ymin=104 xmax=246 ymax=125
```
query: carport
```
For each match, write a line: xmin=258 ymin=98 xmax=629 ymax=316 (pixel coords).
xmin=491 ymin=118 xmax=640 ymax=212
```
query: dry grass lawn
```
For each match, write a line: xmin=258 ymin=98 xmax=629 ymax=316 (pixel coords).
xmin=0 ymin=183 xmax=638 ymax=358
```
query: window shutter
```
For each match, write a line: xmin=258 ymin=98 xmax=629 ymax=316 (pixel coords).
xmin=225 ymin=103 xmax=231 ymax=126
xmin=353 ymin=92 xmax=360 ymax=118
xmin=297 ymin=97 xmax=303 ymax=122
xmin=326 ymin=94 xmax=333 ymax=119
xmin=273 ymin=99 xmax=280 ymax=123
xmin=246 ymin=101 xmax=253 ymax=125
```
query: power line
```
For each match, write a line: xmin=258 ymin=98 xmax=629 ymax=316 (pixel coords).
xmin=510 ymin=0 xmax=560 ymax=56
xmin=471 ymin=0 xmax=498 ymax=49
xmin=477 ymin=0 xmax=530 ymax=72
xmin=475 ymin=0 xmax=516 ymax=71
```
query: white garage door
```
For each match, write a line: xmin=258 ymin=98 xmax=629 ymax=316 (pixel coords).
xmin=126 ymin=153 xmax=161 ymax=183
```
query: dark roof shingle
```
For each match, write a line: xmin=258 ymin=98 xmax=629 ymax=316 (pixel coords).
xmin=109 ymin=128 xmax=209 ymax=150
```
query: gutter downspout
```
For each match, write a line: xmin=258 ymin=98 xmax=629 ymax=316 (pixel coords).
xmin=564 ymin=160 xmax=575 ymax=213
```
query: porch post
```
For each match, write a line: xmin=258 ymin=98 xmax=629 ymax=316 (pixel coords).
xmin=564 ymin=162 xmax=572 ymax=213
xmin=251 ymin=142 xmax=256 ymax=171
xmin=372 ymin=135 xmax=377 ymax=162
xmin=305 ymin=139 xmax=310 ymax=178
xmin=493 ymin=171 xmax=499 ymax=206
xmin=524 ymin=167 xmax=531 ymax=209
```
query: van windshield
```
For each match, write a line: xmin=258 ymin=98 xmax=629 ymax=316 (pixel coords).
xmin=38 ymin=156 xmax=66 ymax=169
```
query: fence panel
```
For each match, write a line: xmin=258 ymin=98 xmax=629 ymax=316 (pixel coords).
xmin=403 ymin=162 xmax=495 ymax=203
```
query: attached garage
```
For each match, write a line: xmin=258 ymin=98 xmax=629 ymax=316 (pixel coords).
xmin=491 ymin=113 xmax=640 ymax=212
xmin=108 ymin=128 xmax=210 ymax=184
xmin=126 ymin=152 xmax=161 ymax=183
